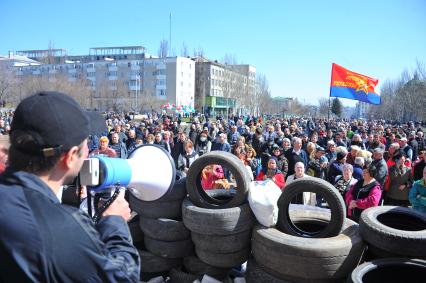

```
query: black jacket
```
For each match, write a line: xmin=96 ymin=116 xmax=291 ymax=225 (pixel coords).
xmin=0 ymin=170 xmax=140 ymax=282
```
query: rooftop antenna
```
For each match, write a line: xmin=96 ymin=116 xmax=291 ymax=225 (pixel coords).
xmin=169 ymin=12 xmax=172 ymax=56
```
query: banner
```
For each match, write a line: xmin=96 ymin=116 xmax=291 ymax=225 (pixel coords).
xmin=330 ymin=63 xmax=380 ymax=105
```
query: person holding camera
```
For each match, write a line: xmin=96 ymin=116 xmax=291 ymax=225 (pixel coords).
xmin=0 ymin=92 xmax=140 ymax=282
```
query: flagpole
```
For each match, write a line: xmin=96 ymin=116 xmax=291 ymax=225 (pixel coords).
xmin=328 ymin=63 xmax=334 ymax=123
xmin=328 ymin=97 xmax=330 ymax=122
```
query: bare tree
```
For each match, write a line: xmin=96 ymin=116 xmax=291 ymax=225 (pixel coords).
xmin=193 ymin=47 xmax=204 ymax=58
xmin=221 ymin=54 xmax=238 ymax=65
xmin=19 ymin=73 xmax=91 ymax=108
xmin=367 ymin=62 xmax=426 ymax=121
xmin=256 ymin=73 xmax=273 ymax=115
xmin=0 ymin=63 xmax=18 ymax=106
xmin=318 ymin=98 xmax=330 ymax=118
xmin=415 ymin=59 xmax=426 ymax=80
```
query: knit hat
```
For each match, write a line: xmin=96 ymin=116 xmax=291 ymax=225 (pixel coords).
xmin=336 ymin=151 xmax=347 ymax=161
xmin=269 ymin=156 xmax=278 ymax=163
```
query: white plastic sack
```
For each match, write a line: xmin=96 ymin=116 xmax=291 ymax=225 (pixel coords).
xmin=248 ymin=180 xmax=282 ymax=227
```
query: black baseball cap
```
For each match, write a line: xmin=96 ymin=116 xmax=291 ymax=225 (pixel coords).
xmin=11 ymin=91 xmax=96 ymax=156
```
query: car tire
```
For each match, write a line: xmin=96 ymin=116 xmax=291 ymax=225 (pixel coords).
xmin=186 ymin=151 xmax=251 ymax=208
xmin=128 ymin=213 xmax=144 ymax=243
xmin=252 ymin=219 xmax=365 ymax=281
xmin=348 ymin=258 xmax=426 ymax=283
xmin=129 ymin=193 xmax=182 ymax=220
xmin=277 ymin=177 xmax=346 ymax=238
xmin=183 ymin=256 xmax=231 ymax=280
xmin=195 ymin=246 xmax=251 ymax=268
xmin=144 ymin=235 xmax=194 ymax=259
xmin=138 ymin=249 xmax=182 ymax=273
xmin=169 ymin=268 xmax=200 ymax=283
xmin=359 ymin=206 xmax=426 ymax=258
xmin=182 ymin=198 xmax=255 ymax=235
xmin=191 ymin=229 xmax=251 ymax=253
xmin=139 ymin=217 xmax=190 ymax=242
xmin=157 ymin=170 xmax=187 ymax=202
xmin=245 ymin=257 xmax=290 ymax=283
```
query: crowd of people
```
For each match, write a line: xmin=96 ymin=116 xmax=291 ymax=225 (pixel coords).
xmin=1 ymin=109 xmax=426 ymax=219
xmin=0 ymin=91 xmax=426 ymax=282
xmin=83 ymin=111 xmax=426 ymax=220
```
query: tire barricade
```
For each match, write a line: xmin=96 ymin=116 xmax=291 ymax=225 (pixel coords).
xmin=125 ymin=152 xmax=426 ymax=282
xmin=129 ymin=171 xmax=191 ymax=281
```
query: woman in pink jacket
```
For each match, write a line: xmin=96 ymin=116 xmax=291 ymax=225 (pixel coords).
xmin=345 ymin=163 xmax=382 ymax=222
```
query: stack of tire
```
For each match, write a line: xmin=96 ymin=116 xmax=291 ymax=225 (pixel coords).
xmin=180 ymin=151 xmax=255 ymax=282
xmin=347 ymin=206 xmax=426 ymax=282
xmin=249 ymin=178 xmax=366 ymax=282
xmin=359 ymin=206 xmax=426 ymax=260
xmin=129 ymin=171 xmax=193 ymax=281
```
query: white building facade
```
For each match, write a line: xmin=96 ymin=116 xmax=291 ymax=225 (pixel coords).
xmin=11 ymin=47 xmax=195 ymax=111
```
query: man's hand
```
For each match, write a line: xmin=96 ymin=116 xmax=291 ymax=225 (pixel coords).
xmin=102 ymin=191 xmax=131 ymax=221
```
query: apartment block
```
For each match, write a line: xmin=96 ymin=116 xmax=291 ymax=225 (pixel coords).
xmin=194 ymin=57 xmax=256 ymax=116
xmin=10 ymin=46 xmax=195 ymax=111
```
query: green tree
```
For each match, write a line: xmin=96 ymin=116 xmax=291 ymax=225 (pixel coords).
xmin=331 ymin=97 xmax=343 ymax=117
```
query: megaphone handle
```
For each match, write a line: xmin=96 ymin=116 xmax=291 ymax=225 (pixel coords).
xmin=92 ymin=187 xmax=121 ymax=224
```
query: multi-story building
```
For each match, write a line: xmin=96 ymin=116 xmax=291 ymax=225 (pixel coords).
xmin=194 ymin=57 xmax=256 ymax=116
xmin=3 ymin=46 xmax=257 ymax=115
xmin=9 ymin=46 xmax=195 ymax=111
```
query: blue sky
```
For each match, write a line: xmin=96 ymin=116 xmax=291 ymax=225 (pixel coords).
xmin=1 ymin=0 xmax=425 ymax=106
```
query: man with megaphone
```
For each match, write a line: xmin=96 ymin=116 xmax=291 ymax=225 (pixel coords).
xmin=0 ymin=92 xmax=140 ymax=282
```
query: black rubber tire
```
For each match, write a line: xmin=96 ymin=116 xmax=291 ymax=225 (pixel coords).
xmin=169 ymin=268 xmax=201 ymax=283
xmin=277 ymin=177 xmax=346 ymax=238
xmin=195 ymin=246 xmax=251 ymax=268
xmin=140 ymin=272 xmax=168 ymax=282
xmin=144 ymin=235 xmax=194 ymax=259
xmin=183 ymin=256 xmax=231 ymax=280
xmin=245 ymin=257 xmax=290 ymax=283
xmin=138 ymin=249 xmax=182 ymax=273
xmin=186 ymin=151 xmax=251 ymax=208
xmin=191 ymin=229 xmax=251 ymax=253
xmin=182 ymin=198 xmax=255 ymax=235
xmin=365 ymin=244 xmax=413 ymax=261
xmin=127 ymin=214 xmax=144 ymax=243
xmin=129 ymin=193 xmax=182 ymax=220
xmin=359 ymin=206 xmax=426 ymax=258
xmin=157 ymin=170 xmax=188 ymax=202
xmin=252 ymin=219 xmax=365 ymax=281
xmin=348 ymin=258 xmax=426 ymax=283
xmin=139 ymin=217 xmax=190 ymax=242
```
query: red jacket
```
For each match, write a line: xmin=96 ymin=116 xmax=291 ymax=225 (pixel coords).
xmin=255 ymin=171 xmax=285 ymax=190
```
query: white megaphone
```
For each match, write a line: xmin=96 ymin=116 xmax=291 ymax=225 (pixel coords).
xmin=80 ymin=144 xmax=176 ymax=201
